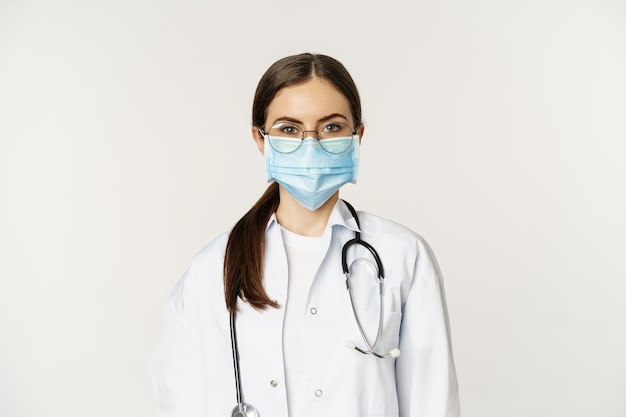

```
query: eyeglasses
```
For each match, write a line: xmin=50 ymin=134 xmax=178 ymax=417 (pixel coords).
xmin=259 ymin=121 xmax=358 ymax=154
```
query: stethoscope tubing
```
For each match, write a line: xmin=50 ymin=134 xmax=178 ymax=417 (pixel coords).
xmin=229 ymin=313 xmax=243 ymax=406
xmin=347 ymin=280 xmax=385 ymax=355
xmin=230 ymin=312 xmax=259 ymax=417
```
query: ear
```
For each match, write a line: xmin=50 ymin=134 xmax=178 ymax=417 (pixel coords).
xmin=251 ymin=127 xmax=265 ymax=154
xmin=357 ymin=125 xmax=365 ymax=144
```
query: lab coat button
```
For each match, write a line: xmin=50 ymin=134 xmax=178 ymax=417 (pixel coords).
xmin=310 ymin=307 xmax=318 ymax=315
xmin=270 ymin=380 xmax=278 ymax=388
xmin=315 ymin=389 xmax=323 ymax=397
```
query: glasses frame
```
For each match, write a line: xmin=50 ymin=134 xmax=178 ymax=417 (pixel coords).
xmin=259 ymin=120 xmax=360 ymax=154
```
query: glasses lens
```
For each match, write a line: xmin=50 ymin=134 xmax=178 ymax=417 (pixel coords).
xmin=318 ymin=122 xmax=355 ymax=154
xmin=268 ymin=136 xmax=302 ymax=153
xmin=268 ymin=122 xmax=303 ymax=153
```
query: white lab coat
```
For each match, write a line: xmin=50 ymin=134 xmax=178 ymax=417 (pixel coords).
xmin=150 ymin=201 xmax=460 ymax=417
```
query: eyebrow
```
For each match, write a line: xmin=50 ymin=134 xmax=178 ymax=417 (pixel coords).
xmin=271 ymin=113 xmax=349 ymax=126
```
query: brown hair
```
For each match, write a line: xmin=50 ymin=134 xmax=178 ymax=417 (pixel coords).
xmin=223 ymin=53 xmax=362 ymax=313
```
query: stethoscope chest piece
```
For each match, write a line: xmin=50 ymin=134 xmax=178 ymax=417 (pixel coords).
xmin=231 ymin=403 xmax=258 ymax=417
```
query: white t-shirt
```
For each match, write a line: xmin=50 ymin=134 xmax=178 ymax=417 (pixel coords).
xmin=280 ymin=226 xmax=329 ymax=417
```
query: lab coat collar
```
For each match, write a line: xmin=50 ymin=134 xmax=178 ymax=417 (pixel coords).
xmin=265 ymin=199 xmax=361 ymax=234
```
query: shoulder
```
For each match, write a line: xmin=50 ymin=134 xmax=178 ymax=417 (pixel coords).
xmin=356 ymin=210 xmax=440 ymax=277
xmin=356 ymin=211 xmax=428 ymax=249
xmin=193 ymin=230 xmax=230 ymax=265
xmin=177 ymin=230 xmax=230 ymax=292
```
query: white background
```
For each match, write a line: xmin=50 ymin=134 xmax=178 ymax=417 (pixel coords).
xmin=1 ymin=0 xmax=625 ymax=416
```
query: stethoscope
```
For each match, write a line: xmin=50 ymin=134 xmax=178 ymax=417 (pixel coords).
xmin=229 ymin=200 xmax=400 ymax=417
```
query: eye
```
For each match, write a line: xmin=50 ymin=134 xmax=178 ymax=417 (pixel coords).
xmin=322 ymin=123 xmax=342 ymax=133
xmin=281 ymin=125 xmax=299 ymax=135
xmin=270 ymin=122 xmax=302 ymax=137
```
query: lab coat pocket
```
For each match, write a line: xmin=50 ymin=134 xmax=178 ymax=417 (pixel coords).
xmin=352 ymin=309 xmax=402 ymax=417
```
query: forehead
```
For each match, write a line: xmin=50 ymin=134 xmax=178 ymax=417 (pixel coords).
xmin=266 ymin=77 xmax=352 ymax=124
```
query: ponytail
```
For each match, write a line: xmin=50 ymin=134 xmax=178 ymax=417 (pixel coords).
xmin=223 ymin=182 xmax=280 ymax=313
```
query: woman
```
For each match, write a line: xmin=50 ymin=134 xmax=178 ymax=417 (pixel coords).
xmin=150 ymin=53 xmax=460 ymax=417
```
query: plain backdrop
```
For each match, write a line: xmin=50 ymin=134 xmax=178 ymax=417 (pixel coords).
xmin=1 ymin=0 xmax=625 ymax=416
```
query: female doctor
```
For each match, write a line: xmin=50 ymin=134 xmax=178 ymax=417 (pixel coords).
xmin=150 ymin=53 xmax=460 ymax=417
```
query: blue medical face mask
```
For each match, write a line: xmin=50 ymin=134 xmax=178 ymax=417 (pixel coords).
xmin=264 ymin=135 xmax=360 ymax=211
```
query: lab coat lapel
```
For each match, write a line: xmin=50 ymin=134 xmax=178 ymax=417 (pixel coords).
xmin=233 ymin=216 xmax=289 ymax=416
xmin=301 ymin=202 xmax=364 ymax=417
xmin=306 ymin=200 xmax=361 ymax=318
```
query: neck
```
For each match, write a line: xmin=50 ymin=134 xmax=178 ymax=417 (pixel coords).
xmin=276 ymin=187 xmax=338 ymax=237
